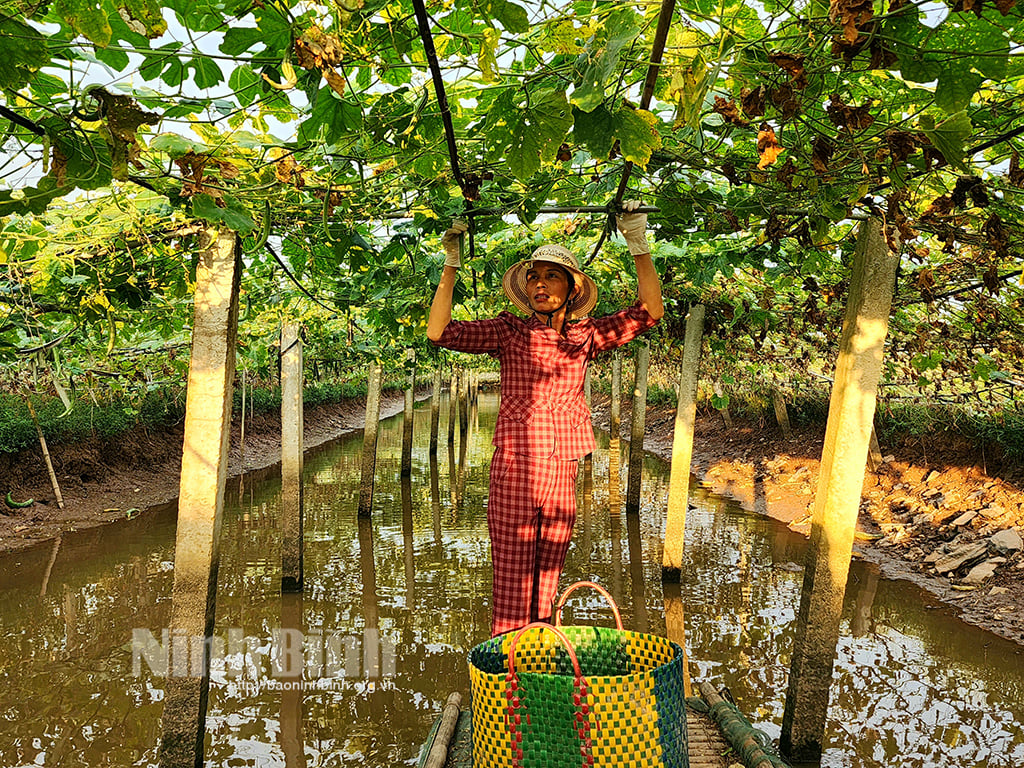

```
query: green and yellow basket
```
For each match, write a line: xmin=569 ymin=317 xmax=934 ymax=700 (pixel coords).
xmin=468 ymin=582 xmax=688 ymax=768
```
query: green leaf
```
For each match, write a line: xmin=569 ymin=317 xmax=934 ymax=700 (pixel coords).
xmin=229 ymin=65 xmax=261 ymax=107
xmin=192 ymin=56 xmax=224 ymax=89
xmin=0 ymin=179 xmax=61 ymax=217
xmin=484 ymin=0 xmax=529 ymax=33
xmin=52 ymin=0 xmax=112 ymax=46
xmin=221 ymin=10 xmax=292 ymax=59
xmin=485 ymin=89 xmax=573 ymax=180
xmin=919 ymin=111 xmax=973 ymax=171
xmin=298 ymin=89 xmax=364 ymax=146
xmin=191 ymin=193 xmax=256 ymax=235
xmin=616 ymin=106 xmax=661 ymax=166
xmin=572 ymin=104 xmax=616 ymax=156
xmin=931 ymin=16 xmax=1009 ymax=80
xmin=479 ymin=27 xmax=501 ymax=83
xmin=121 ymin=0 xmax=167 ymax=37
xmin=572 ymin=8 xmax=640 ymax=113
xmin=935 ymin=67 xmax=983 ymax=114
xmin=42 ymin=117 xmax=113 ymax=190
xmin=150 ymin=133 xmax=208 ymax=157
xmin=885 ymin=3 xmax=942 ymax=83
xmin=0 ymin=17 xmax=49 ymax=90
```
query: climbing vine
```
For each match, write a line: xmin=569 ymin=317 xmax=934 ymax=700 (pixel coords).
xmin=1 ymin=0 xmax=1023 ymax=430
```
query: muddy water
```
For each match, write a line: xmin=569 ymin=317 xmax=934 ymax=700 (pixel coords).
xmin=0 ymin=392 xmax=1021 ymax=767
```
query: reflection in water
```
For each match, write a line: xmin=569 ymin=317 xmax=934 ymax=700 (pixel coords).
xmin=0 ymin=393 xmax=1022 ymax=766
xmin=280 ymin=591 xmax=306 ymax=768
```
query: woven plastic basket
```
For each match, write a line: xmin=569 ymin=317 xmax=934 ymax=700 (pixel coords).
xmin=468 ymin=581 xmax=688 ymax=768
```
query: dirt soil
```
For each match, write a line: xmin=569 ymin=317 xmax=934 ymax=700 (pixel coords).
xmin=590 ymin=393 xmax=1024 ymax=648
xmin=3 ymin=390 xmax=1023 ymax=647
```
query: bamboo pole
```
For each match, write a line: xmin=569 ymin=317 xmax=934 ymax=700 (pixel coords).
xmin=401 ymin=347 xmax=416 ymax=477
xmin=700 ymin=683 xmax=778 ymax=768
xmin=625 ymin=342 xmax=650 ymax=516
xmin=358 ymin=359 xmax=382 ymax=517
xmin=781 ymin=219 xmax=899 ymax=762
xmin=663 ymin=304 xmax=705 ymax=581
xmin=280 ymin=322 xmax=304 ymax=593
xmin=25 ymin=399 xmax=64 ymax=509
xmin=159 ymin=227 xmax=240 ymax=768
xmin=423 ymin=693 xmax=463 ymax=768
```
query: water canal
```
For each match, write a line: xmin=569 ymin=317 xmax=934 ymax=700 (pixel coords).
xmin=0 ymin=393 xmax=1022 ymax=767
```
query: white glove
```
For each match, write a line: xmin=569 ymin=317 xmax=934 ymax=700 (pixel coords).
xmin=616 ymin=199 xmax=650 ymax=256
xmin=441 ymin=220 xmax=468 ymax=268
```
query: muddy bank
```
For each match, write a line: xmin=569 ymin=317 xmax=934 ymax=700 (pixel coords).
xmin=0 ymin=391 xmax=415 ymax=553
xmin=591 ymin=393 xmax=1024 ymax=648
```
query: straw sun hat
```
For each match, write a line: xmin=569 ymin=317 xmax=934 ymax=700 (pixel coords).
xmin=501 ymin=244 xmax=599 ymax=320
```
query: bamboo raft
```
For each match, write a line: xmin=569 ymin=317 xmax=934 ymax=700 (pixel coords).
xmin=417 ymin=682 xmax=790 ymax=768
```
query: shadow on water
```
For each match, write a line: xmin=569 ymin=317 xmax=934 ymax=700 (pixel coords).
xmin=0 ymin=391 xmax=1021 ymax=766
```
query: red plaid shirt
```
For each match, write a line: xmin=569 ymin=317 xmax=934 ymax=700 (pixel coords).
xmin=433 ymin=304 xmax=658 ymax=458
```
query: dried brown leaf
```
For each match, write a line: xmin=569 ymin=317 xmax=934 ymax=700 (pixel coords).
xmin=826 ymin=94 xmax=874 ymax=130
xmin=811 ymin=135 xmax=834 ymax=174
xmin=756 ymin=125 xmax=784 ymax=169
xmin=740 ymin=86 xmax=766 ymax=118
xmin=1009 ymin=151 xmax=1024 ymax=187
xmin=829 ymin=0 xmax=874 ymax=43
xmin=777 ymin=157 xmax=798 ymax=190
xmin=713 ymin=96 xmax=748 ymax=126
xmin=921 ymin=195 xmax=954 ymax=220
xmin=768 ymin=52 xmax=808 ymax=89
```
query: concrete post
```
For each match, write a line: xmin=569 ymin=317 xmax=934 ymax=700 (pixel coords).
xmin=773 ymin=387 xmax=793 ymax=439
xmin=430 ymin=365 xmax=442 ymax=456
xmin=625 ymin=342 xmax=650 ymax=516
xmin=458 ymin=369 xmax=469 ymax=437
xmin=158 ymin=227 xmax=239 ymax=768
xmin=280 ymin=322 xmax=303 ymax=593
xmin=401 ymin=347 xmax=415 ymax=477
xmin=447 ymin=369 xmax=457 ymax=446
xmin=781 ymin=219 xmax=899 ymax=761
xmin=358 ymin=359 xmax=382 ymax=517
xmin=663 ymin=304 xmax=705 ymax=581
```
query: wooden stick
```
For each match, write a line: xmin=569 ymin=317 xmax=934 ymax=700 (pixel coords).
xmin=423 ymin=692 xmax=462 ymax=768
xmin=25 ymin=398 xmax=64 ymax=509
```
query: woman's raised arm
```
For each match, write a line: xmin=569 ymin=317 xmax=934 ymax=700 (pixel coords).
xmin=616 ymin=201 xmax=664 ymax=320
xmin=426 ymin=221 xmax=468 ymax=342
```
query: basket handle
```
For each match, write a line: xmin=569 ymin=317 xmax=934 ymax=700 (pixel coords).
xmin=506 ymin=622 xmax=582 ymax=678
xmin=554 ymin=580 xmax=624 ymax=630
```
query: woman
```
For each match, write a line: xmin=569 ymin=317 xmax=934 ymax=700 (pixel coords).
xmin=427 ymin=203 xmax=663 ymax=636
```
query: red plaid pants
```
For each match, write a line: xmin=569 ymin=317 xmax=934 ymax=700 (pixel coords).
xmin=487 ymin=449 xmax=579 ymax=637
